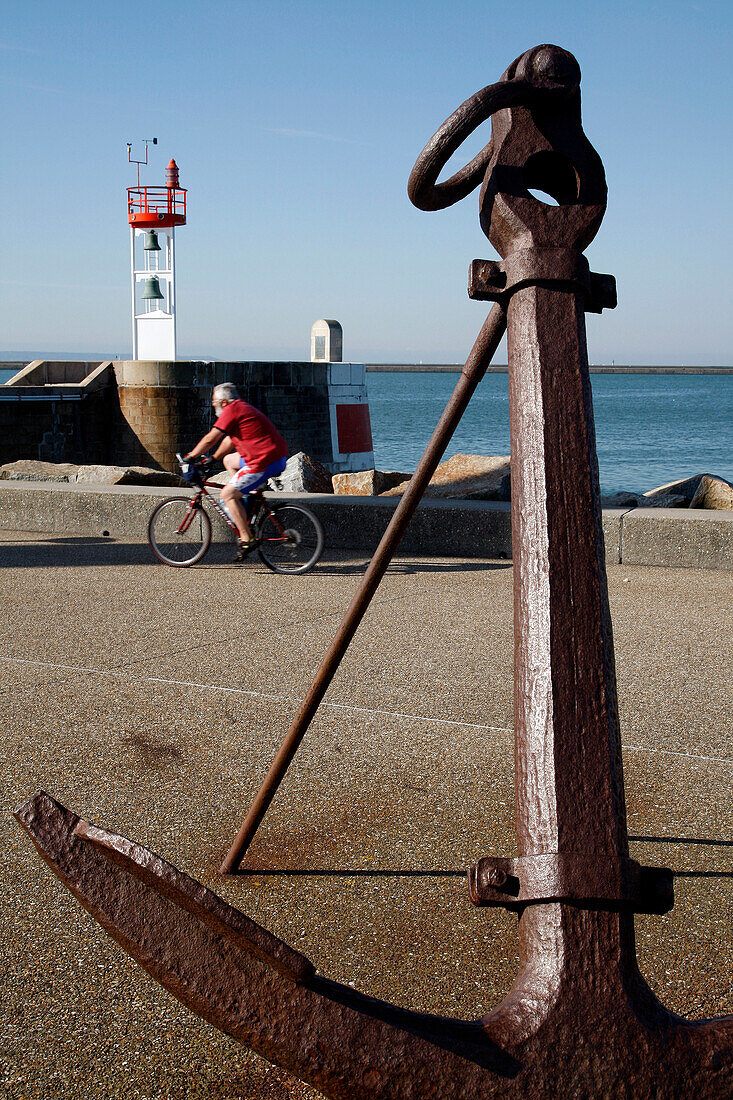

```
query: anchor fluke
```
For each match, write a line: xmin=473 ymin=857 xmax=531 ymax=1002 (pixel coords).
xmin=14 ymin=791 xmax=522 ymax=1098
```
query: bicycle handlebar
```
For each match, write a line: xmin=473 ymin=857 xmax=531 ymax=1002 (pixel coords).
xmin=177 ymin=452 xmax=207 ymax=486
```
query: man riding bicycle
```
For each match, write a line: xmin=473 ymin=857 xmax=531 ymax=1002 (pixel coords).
xmin=184 ymin=383 xmax=288 ymax=562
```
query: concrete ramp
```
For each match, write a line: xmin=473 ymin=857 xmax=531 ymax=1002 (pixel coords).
xmin=3 ymin=360 xmax=113 ymax=390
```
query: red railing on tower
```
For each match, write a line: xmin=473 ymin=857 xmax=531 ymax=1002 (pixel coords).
xmin=128 ymin=186 xmax=187 ymax=228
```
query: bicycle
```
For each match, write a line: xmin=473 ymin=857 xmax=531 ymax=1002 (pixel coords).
xmin=148 ymin=454 xmax=324 ymax=573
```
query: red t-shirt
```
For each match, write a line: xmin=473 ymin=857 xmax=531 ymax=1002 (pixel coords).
xmin=214 ymin=399 xmax=288 ymax=471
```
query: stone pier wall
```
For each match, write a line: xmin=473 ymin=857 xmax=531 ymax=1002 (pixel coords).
xmin=2 ymin=360 xmax=372 ymax=475
xmin=114 ymin=361 xmax=344 ymax=472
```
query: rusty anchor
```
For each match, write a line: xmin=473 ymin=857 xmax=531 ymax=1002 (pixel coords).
xmin=15 ymin=44 xmax=732 ymax=1098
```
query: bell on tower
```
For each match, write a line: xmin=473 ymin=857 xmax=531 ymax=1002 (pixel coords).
xmin=141 ymin=276 xmax=165 ymax=300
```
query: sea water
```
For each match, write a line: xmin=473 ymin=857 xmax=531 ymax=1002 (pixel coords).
xmin=367 ymin=372 xmax=733 ymax=496
xmin=2 ymin=366 xmax=730 ymax=495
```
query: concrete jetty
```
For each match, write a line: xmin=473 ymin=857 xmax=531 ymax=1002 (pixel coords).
xmin=0 ymin=360 xmax=374 ymax=475
xmin=1 ymin=530 xmax=731 ymax=1098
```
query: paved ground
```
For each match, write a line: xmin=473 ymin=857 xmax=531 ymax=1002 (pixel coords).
xmin=0 ymin=531 xmax=731 ymax=1099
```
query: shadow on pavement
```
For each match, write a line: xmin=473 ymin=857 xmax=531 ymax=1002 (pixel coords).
xmin=0 ymin=537 xmax=165 ymax=567
xmin=629 ymin=834 xmax=733 ymax=847
xmin=232 ymin=865 xmax=733 ymax=880
xmin=236 ymin=835 xmax=733 ymax=880
xmin=233 ymin=867 xmax=466 ymax=878
xmin=0 ymin=537 xmax=513 ymax=573
xmin=672 ymin=870 xmax=733 ymax=878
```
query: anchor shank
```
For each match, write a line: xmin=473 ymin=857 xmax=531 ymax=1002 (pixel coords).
xmin=507 ymin=282 xmax=627 ymax=860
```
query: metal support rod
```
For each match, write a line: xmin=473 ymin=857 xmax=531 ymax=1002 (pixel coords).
xmin=219 ymin=301 xmax=508 ymax=874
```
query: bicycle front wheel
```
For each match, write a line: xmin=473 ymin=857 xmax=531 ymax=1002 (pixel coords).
xmin=256 ymin=504 xmax=324 ymax=574
xmin=148 ymin=497 xmax=212 ymax=566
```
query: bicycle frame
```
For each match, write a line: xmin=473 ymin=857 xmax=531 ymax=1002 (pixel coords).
xmin=178 ymin=481 xmax=289 ymax=545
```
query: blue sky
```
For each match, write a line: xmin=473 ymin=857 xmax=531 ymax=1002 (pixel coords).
xmin=1 ymin=0 xmax=731 ymax=363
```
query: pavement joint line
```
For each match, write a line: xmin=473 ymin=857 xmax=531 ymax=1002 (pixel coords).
xmin=2 ymin=654 xmax=732 ymax=766
xmin=0 ymin=654 xmax=510 ymax=733
xmin=304 ymin=699 xmax=510 ymax=732
xmin=623 ymin=744 xmax=733 ymax=766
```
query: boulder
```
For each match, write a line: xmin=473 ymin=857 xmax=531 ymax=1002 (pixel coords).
xmin=206 ymin=470 xmax=231 ymax=486
xmin=0 ymin=460 xmax=183 ymax=487
xmin=75 ymin=465 xmax=182 ymax=487
xmin=381 ymin=454 xmax=511 ymax=501
xmin=269 ymin=452 xmax=333 ymax=494
xmin=0 ymin=460 xmax=79 ymax=482
xmin=74 ymin=464 xmax=129 ymax=484
xmin=601 ymin=491 xmax=645 ymax=508
xmin=641 ymin=492 xmax=689 ymax=509
xmin=114 ymin=466 xmax=184 ymax=487
xmin=332 ymin=469 xmax=411 ymax=496
xmin=689 ymin=474 xmax=733 ymax=510
xmin=642 ymin=475 xmax=704 ymax=506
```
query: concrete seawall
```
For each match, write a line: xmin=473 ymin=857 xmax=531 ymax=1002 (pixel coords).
xmin=0 ymin=481 xmax=730 ymax=568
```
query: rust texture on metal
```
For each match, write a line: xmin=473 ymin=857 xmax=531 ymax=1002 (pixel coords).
xmin=15 ymin=43 xmax=732 ymax=1098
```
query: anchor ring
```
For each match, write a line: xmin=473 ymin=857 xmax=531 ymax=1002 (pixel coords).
xmin=408 ymin=45 xmax=581 ymax=212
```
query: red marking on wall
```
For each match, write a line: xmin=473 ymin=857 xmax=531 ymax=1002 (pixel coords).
xmin=336 ymin=404 xmax=373 ymax=454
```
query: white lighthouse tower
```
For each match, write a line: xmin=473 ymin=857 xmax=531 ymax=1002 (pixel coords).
xmin=127 ymin=141 xmax=187 ymax=360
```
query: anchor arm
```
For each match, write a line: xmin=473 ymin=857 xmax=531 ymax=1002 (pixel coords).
xmin=16 ymin=792 xmax=523 ymax=1099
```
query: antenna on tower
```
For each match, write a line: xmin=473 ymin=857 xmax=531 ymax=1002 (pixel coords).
xmin=127 ymin=138 xmax=158 ymax=187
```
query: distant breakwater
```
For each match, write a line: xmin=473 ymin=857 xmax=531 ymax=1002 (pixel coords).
xmin=365 ymin=364 xmax=733 ymax=374
xmin=4 ymin=362 xmax=731 ymax=378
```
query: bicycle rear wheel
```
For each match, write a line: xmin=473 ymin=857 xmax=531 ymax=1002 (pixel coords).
xmin=255 ymin=504 xmax=324 ymax=574
xmin=148 ymin=497 xmax=212 ymax=566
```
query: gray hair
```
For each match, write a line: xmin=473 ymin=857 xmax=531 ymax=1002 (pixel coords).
xmin=213 ymin=382 xmax=239 ymax=403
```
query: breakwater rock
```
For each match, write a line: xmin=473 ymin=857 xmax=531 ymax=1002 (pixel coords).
xmin=334 ymin=454 xmax=512 ymax=501
xmin=162 ymin=451 xmax=335 ymax=494
xmin=0 ymin=460 xmax=184 ymax=488
xmin=333 ymin=458 xmax=732 ymax=510
xmin=604 ymin=474 xmax=733 ymax=510
xmin=332 ymin=469 xmax=410 ymax=496
xmin=269 ymin=452 xmax=333 ymax=494
xmin=4 ymin=457 xmax=731 ymax=511
xmin=690 ymin=475 xmax=733 ymax=510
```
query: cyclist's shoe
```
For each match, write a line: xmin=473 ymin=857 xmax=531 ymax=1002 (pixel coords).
xmin=233 ymin=537 xmax=262 ymax=563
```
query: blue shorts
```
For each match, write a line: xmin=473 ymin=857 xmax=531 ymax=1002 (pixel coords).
xmin=229 ymin=455 xmax=287 ymax=499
